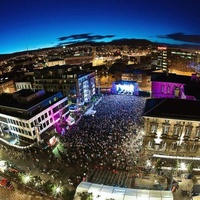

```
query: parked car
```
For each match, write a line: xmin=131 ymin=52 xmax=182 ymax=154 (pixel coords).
xmin=0 ymin=176 xmax=14 ymax=190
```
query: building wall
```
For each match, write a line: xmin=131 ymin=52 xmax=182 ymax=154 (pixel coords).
xmin=0 ymin=80 xmax=15 ymax=94
xmin=0 ymin=95 xmax=69 ymax=144
xmin=142 ymin=116 xmax=200 ymax=157
xmin=15 ymin=82 xmax=33 ymax=91
xmin=151 ymin=81 xmax=185 ymax=99
xmin=47 ymin=60 xmax=66 ymax=67
xmin=34 ymin=70 xmax=96 ymax=105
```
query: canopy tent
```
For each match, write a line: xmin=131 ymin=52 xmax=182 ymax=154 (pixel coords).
xmin=84 ymin=109 xmax=96 ymax=116
xmin=75 ymin=182 xmax=174 ymax=200
xmin=65 ymin=115 xmax=75 ymax=125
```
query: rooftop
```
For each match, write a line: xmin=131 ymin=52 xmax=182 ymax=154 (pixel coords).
xmin=0 ymin=89 xmax=62 ymax=110
xmin=143 ymin=98 xmax=200 ymax=121
xmin=151 ymin=73 xmax=192 ymax=84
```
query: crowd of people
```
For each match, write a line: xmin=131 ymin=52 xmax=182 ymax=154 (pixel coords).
xmin=59 ymin=94 xmax=147 ymax=173
xmin=0 ymin=94 xmax=148 ymax=189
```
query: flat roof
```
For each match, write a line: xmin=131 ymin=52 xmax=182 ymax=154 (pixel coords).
xmin=0 ymin=89 xmax=62 ymax=110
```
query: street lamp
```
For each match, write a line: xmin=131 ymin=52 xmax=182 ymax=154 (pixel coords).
xmin=24 ymin=174 xmax=31 ymax=184
xmin=52 ymin=185 xmax=63 ymax=196
xmin=56 ymin=187 xmax=61 ymax=194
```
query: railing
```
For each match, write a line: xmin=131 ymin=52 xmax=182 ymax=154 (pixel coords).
xmin=0 ymin=138 xmax=35 ymax=149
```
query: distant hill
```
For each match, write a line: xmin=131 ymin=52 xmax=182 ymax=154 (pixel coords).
xmin=1 ymin=38 xmax=200 ymax=61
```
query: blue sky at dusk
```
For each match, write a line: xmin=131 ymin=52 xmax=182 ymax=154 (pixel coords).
xmin=1 ymin=0 xmax=200 ymax=54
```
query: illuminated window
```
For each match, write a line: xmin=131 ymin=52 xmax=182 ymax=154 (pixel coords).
xmin=150 ymin=121 xmax=158 ymax=133
xmin=161 ymin=85 xmax=164 ymax=93
xmin=195 ymin=126 xmax=200 ymax=137
xmin=162 ymin=126 xmax=169 ymax=134
xmin=173 ymin=123 xmax=182 ymax=136
xmin=167 ymin=85 xmax=170 ymax=94
xmin=185 ymin=123 xmax=193 ymax=136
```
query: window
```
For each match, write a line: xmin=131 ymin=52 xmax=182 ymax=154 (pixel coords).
xmin=191 ymin=143 xmax=197 ymax=152
xmin=162 ymin=126 xmax=169 ymax=134
xmin=150 ymin=121 xmax=158 ymax=133
xmin=171 ymin=142 xmax=177 ymax=150
xmin=185 ymin=126 xmax=192 ymax=136
xmin=173 ymin=125 xmax=181 ymax=136
xmin=148 ymin=140 xmax=154 ymax=148
xmin=195 ymin=126 xmax=200 ymax=137
xmin=31 ymin=122 xmax=34 ymax=127
xmin=161 ymin=85 xmax=164 ymax=93
xmin=174 ymin=87 xmax=180 ymax=98
xmin=167 ymin=85 xmax=170 ymax=94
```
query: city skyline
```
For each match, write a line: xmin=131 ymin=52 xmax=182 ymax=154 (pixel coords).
xmin=1 ymin=0 xmax=200 ymax=54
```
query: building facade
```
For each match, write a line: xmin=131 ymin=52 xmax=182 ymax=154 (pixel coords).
xmin=0 ymin=90 xmax=69 ymax=144
xmin=142 ymin=98 xmax=200 ymax=158
xmin=33 ymin=66 xmax=96 ymax=105
xmin=151 ymin=72 xmax=199 ymax=100
xmin=151 ymin=46 xmax=168 ymax=72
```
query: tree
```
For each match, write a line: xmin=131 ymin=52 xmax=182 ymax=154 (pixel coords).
xmin=155 ymin=159 xmax=163 ymax=175
xmin=78 ymin=191 xmax=93 ymax=200
xmin=187 ymin=162 xmax=194 ymax=174
xmin=62 ymin=188 xmax=75 ymax=200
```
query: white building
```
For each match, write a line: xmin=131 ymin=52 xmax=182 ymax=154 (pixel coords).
xmin=0 ymin=89 xmax=69 ymax=144
xmin=74 ymin=182 xmax=173 ymax=200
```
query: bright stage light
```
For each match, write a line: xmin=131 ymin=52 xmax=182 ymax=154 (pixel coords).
xmin=116 ymin=83 xmax=134 ymax=94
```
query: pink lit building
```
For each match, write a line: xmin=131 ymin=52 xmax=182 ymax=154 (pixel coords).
xmin=151 ymin=72 xmax=200 ymax=100
xmin=0 ymin=89 xmax=69 ymax=144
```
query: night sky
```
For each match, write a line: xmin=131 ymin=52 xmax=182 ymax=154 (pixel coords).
xmin=1 ymin=0 xmax=200 ymax=54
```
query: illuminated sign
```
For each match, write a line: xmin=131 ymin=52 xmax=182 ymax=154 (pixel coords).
xmin=158 ymin=47 xmax=167 ymax=50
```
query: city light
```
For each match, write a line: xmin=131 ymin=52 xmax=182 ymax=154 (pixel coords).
xmin=154 ymin=130 xmax=162 ymax=144
xmin=56 ymin=187 xmax=61 ymax=193
xmin=180 ymin=162 xmax=187 ymax=170
xmin=52 ymin=185 xmax=63 ymax=196
xmin=146 ymin=160 xmax=151 ymax=167
xmin=24 ymin=174 xmax=31 ymax=184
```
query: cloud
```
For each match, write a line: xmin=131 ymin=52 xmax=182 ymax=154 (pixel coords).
xmin=157 ymin=32 xmax=200 ymax=44
xmin=57 ymin=33 xmax=115 ymax=44
xmin=57 ymin=33 xmax=92 ymax=41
